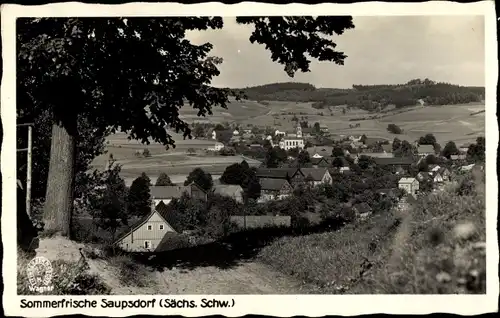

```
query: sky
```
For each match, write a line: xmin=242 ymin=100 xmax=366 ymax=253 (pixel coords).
xmin=186 ymin=15 xmax=485 ymax=89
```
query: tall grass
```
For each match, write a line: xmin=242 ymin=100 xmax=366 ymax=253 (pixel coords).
xmin=258 ymin=170 xmax=486 ymax=294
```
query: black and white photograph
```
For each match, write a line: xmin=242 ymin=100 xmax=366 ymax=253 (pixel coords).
xmin=2 ymin=1 xmax=497 ymax=316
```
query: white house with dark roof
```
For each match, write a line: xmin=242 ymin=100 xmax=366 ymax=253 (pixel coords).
xmin=113 ymin=202 xmax=177 ymax=252
xmin=398 ymin=177 xmax=419 ymax=198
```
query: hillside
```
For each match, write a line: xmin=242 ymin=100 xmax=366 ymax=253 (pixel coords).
xmin=239 ymin=79 xmax=485 ymax=112
xmin=258 ymin=170 xmax=486 ymax=294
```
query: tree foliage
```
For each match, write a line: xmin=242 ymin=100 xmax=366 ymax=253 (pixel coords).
xmin=18 ymin=16 xmax=356 ymax=235
xmin=241 ymin=78 xmax=484 ymax=112
xmin=155 ymin=172 xmax=174 ymax=186
xmin=265 ymin=147 xmax=288 ymax=168
xmin=418 ymin=133 xmax=437 ymax=145
xmin=127 ymin=172 xmax=152 ymax=217
xmin=441 ymin=141 xmax=460 ymax=159
xmin=184 ymin=167 xmax=213 ymax=191
xmin=467 ymin=137 xmax=485 ymax=163
xmin=87 ymin=160 xmax=128 ymax=242
xmin=387 ymin=124 xmax=403 ymax=134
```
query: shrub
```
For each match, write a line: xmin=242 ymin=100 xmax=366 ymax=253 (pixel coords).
xmin=108 ymin=255 xmax=155 ymax=288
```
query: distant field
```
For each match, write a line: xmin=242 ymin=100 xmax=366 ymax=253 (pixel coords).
xmin=91 ymin=130 xmax=262 ymax=182
xmin=90 ymin=101 xmax=484 ymax=182
xmin=234 ymin=101 xmax=485 ymax=145
xmin=178 ymin=98 xmax=271 ymax=123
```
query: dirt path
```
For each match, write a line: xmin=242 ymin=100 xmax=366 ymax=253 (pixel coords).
xmin=33 ymin=237 xmax=309 ymax=295
xmin=154 ymin=261 xmax=309 ymax=294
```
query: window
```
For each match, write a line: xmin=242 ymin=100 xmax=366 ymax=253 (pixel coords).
xmin=147 ymin=224 xmax=152 ymax=231
xmin=159 ymin=224 xmax=164 ymax=230
xmin=144 ymin=241 xmax=150 ymax=249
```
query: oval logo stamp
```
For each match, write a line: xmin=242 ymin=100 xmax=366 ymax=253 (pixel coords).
xmin=26 ymin=256 xmax=54 ymax=293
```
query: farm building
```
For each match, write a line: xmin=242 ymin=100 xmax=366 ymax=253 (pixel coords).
xmin=212 ymin=184 xmax=244 ymax=203
xmin=306 ymin=146 xmax=334 ymax=158
xmin=459 ymin=143 xmax=472 ymax=153
xmin=450 ymin=154 xmax=467 ymax=161
xmin=207 ymin=141 xmax=224 ymax=151
xmin=398 ymin=177 xmax=419 ymax=198
xmin=356 ymin=152 xmax=395 ymax=160
xmin=113 ymin=202 xmax=177 ymax=252
xmin=310 ymin=157 xmax=331 ymax=168
xmin=258 ymin=178 xmax=293 ymax=203
xmin=417 ymin=144 xmax=435 ymax=158
xmin=150 ymin=183 xmax=207 ymax=206
xmin=300 ymin=168 xmax=332 ymax=187
xmin=373 ymin=157 xmax=415 ymax=173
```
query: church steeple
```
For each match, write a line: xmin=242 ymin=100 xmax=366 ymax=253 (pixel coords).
xmin=296 ymin=122 xmax=302 ymax=138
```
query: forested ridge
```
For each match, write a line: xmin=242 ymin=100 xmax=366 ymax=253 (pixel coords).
xmin=239 ymin=79 xmax=485 ymax=111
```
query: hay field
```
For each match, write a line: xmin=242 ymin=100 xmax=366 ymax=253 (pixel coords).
xmin=91 ymin=130 xmax=262 ymax=181
xmin=178 ymin=98 xmax=271 ymax=124
xmin=237 ymin=101 xmax=485 ymax=145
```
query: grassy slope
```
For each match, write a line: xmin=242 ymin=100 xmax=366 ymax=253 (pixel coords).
xmin=258 ymin=170 xmax=486 ymax=294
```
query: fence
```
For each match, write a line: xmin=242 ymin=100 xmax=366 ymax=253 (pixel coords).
xmin=230 ymin=215 xmax=291 ymax=230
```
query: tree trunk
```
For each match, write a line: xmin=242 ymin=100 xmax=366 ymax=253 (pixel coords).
xmin=43 ymin=121 xmax=76 ymax=236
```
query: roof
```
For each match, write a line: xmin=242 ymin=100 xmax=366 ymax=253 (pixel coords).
xmin=417 ymin=144 xmax=435 ymax=154
xmin=353 ymin=202 xmax=372 ymax=213
xmin=399 ymin=177 xmax=417 ymax=184
xmin=150 ymin=183 xmax=206 ymax=199
xmin=382 ymin=144 xmax=393 ymax=153
xmin=302 ymin=127 xmax=314 ymax=134
xmin=310 ymin=157 xmax=330 ymax=166
xmin=360 ymin=152 xmax=395 ymax=158
xmin=300 ymin=168 xmax=329 ymax=181
xmin=332 ymin=156 xmax=349 ymax=166
xmin=306 ymin=146 xmax=334 ymax=157
xmin=373 ymin=157 xmax=415 ymax=165
xmin=113 ymin=202 xmax=175 ymax=245
xmin=256 ymin=168 xmax=296 ymax=179
xmin=259 ymin=178 xmax=290 ymax=191
xmin=212 ymin=184 xmax=243 ymax=197
xmin=150 ymin=186 xmax=188 ymax=199
xmin=450 ymin=154 xmax=466 ymax=160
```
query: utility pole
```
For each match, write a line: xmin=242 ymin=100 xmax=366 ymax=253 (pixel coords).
xmin=17 ymin=123 xmax=34 ymax=217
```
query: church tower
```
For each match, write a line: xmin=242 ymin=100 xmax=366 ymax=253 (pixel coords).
xmin=296 ymin=123 xmax=303 ymax=138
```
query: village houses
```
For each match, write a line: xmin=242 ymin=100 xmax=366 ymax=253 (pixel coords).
xmin=212 ymin=184 xmax=244 ymax=203
xmin=398 ymin=177 xmax=420 ymax=198
xmin=150 ymin=183 xmax=208 ymax=206
xmin=258 ymin=178 xmax=294 ymax=203
xmin=300 ymin=168 xmax=332 ymax=187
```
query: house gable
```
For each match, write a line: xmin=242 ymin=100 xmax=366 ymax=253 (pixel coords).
xmin=114 ymin=210 xmax=176 ymax=252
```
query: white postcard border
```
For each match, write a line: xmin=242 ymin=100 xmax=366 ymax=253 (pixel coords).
xmin=1 ymin=1 xmax=498 ymax=316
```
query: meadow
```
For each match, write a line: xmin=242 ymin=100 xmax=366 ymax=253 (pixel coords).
xmin=91 ymin=130 xmax=262 ymax=183
xmin=233 ymin=101 xmax=485 ymax=146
